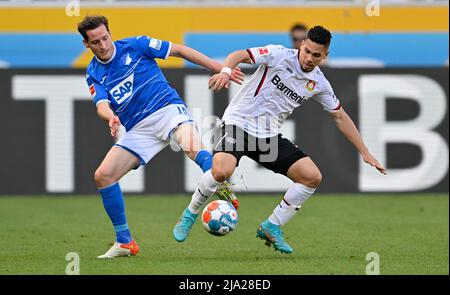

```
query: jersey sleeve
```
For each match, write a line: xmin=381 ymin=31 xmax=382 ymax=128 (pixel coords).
xmin=134 ymin=36 xmax=171 ymax=60
xmin=86 ymin=74 xmax=109 ymax=106
xmin=246 ymin=44 xmax=286 ymax=67
xmin=312 ymin=80 xmax=341 ymax=113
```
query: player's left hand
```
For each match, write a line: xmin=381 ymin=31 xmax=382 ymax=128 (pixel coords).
xmin=362 ymin=152 xmax=387 ymax=175
xmin=209 ymin=72 xmax=231 ymax=92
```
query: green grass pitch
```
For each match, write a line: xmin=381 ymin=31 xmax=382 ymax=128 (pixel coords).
xmin=0 ymin=194 xmax=448 ymax=275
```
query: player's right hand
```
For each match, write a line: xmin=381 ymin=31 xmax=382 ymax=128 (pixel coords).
xmin=362 ymin=152 xmax=387 ymax=175
xmin=229 ymin=67 xmax=245 ymax=85
xmin=209 ymin=72 xmax=231 ymax=92
xmin=109 ymin=116 xmax=121 ymax=140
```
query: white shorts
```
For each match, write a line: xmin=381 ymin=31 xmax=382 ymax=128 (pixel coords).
xmin=115 ymin=104 xmax=195 ymax=166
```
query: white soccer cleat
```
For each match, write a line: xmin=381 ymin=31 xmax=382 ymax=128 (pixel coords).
xmin=97 ymin=240 xmax=140 ymax=259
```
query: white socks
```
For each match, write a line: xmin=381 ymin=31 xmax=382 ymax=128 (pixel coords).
xmin=188 ymin=170 xmax=222 ymax=214
xmin=268 ymin=183 xmax=316 ymax=226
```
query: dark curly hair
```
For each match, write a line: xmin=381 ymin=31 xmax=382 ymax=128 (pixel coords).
xmin=307 ymin=26 xmax=332 ymax=47
xmin=78 ymin=15 xmax=110 ymax=42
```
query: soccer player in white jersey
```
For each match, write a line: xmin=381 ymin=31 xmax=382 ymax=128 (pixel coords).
xmin=173 ymin=26 xmax=386 ymax=253
xmin=78 ymin=15 xmax=243 ymax=258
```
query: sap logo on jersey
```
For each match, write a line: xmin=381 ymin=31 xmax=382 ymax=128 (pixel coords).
xmin=110 ymin=74 xmax=134 ymax=104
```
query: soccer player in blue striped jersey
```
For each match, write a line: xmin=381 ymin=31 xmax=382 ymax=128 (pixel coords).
xmin=78 ymin=15 xmax=242 ymax=258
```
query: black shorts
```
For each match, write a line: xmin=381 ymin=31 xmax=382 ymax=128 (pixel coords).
xmin=213 ymin=124 xmax=308 ymax=176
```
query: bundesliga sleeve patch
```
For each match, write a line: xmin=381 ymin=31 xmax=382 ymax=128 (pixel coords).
xmin=258 ymin=47 xmax=269 ymax=56
xmin=89 ymin=84 xmax=96 ymax=97
xmin=149 ymin=38 xmax=162 ymax=50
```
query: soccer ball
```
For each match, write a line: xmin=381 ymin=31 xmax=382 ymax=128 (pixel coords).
xmin=202 ymin=200 xmax=238 ymax=236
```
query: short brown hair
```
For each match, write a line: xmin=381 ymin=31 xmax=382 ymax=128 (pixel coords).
xmin=290 ymin=23 xmax=308 ymax=33
xmin=77 ymin=15 xmax=110 ymax=41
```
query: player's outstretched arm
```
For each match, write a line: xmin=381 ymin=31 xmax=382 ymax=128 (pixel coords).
xmin=209 ymin=50 xmax=252 ymax=92
xmin=331 ymin=108 xmax=387 ymax=175
xmin=169 ymin=43 xmax=244 ymax=85
xmin=97 ymin=101 xmax=121 ymax=140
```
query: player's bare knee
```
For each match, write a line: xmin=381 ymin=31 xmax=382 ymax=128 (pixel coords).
xmin=294 ymin=169 xmax=322 ymax=188
xmin=314 ymin=171 xmax=323 ymax=187
xmin=94 ymin=169 xmax=104 ymax=187
xmin=94 ymin=168 xmax=114 ymax=188
xmin=305 ymin=170 xmax=322 ymax=188
xmin=211 ymin=166 xmax=231 ymax=183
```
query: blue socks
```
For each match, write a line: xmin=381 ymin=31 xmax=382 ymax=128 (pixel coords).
xmin=98 ymin=182 xmax=132 ymax=244
xmin=195 ymin=150 xmax=213 ymax=172
xmin=97 ymin=151 xmax=211 ymax=244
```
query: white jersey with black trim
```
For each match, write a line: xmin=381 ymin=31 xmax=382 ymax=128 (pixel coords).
xmin=222 ymin=44 xmax=341 ymax=138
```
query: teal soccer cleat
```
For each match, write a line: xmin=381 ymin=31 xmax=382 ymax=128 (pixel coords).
xmin=173 ymin=208 xmax=199 ymax=242
xmin=256 ymin=220 xmax=293 ymax=254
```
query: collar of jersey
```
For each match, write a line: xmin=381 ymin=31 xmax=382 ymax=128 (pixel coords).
xmin=95 ymin=42 xmax=117 ymax=65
